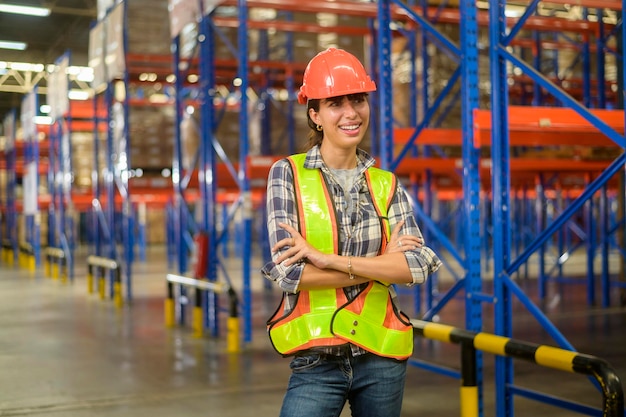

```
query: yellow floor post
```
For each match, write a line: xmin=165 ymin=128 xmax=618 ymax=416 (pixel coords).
xmin=192 ymin=306 xmax=203 ymax=338
xmin=87 ymin=268 xmax=94 ymax=294
xmin=227 ymin=317 xmax=240 ymax=353
xmin=114 ymin=282 xmax=123 ymax=308
xmin=165 ymin=281 xmax=175 ymax=327
xmin=460 ymin=386 xmax=479 ymax=417
xmin=164 ymin=298 xmax=175 ymax=327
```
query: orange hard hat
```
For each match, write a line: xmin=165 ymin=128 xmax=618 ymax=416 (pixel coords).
xmin=297 ymin=48 xmax=376 ymax=104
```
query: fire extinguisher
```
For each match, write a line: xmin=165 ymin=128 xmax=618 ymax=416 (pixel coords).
xmin=193 ymin=232 xmax=209 ymax=279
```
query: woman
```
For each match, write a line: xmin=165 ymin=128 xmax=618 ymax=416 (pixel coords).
xmin=261 ymin=47 xmax=442 ymax=417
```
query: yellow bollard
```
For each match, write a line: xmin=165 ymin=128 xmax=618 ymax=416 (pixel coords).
xmin=226 ymin=316 xmax=240 ymax=353
xmin=460 ymin=385 xmax=479 ymax=417
xmin=114 ymin=282 xmax=123 ymax=308
xmin=164 ymin=298 xmax=175 ymax=327
xmin=28 ymin=255 xmax=35 ymax=272
xmin=87 ymin=270 xmax=94 ymax=294
xmin=192 ymin=306 xmax=203 ymax=338
xmin=52 ymin=263 xmax=59 ymax=280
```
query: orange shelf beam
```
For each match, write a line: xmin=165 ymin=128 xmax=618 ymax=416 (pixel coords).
xmin=395 ymin=106 xmax=624 ymax=148
xmin=221 ymin=0 xmax=605 ymax=33
xmin=473 ymin=106 xmax=623 ymax=147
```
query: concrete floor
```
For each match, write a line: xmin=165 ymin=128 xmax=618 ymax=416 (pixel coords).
xmin=1 ymin=245 xmax=625 ymax=417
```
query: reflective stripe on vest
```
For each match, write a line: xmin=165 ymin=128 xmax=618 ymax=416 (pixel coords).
xmin=267 ymin=153 xmax=413 ymax=359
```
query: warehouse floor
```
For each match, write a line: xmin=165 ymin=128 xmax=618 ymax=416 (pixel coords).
xmin=1 ymin=245 xmax=625 ymax=417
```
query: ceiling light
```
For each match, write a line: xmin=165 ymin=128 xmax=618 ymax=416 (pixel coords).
xmin=34 ymin=116 xmax=53 ymax=125
xmin=68 ymin=90 xmax=91 ymax=100
xmin=0 ymin=4 xmax=51 ymax=16
xmin=9 ymin=62 xmax=44 ymax=71
xmin=0 ymin=40 xmax=27 ymax=50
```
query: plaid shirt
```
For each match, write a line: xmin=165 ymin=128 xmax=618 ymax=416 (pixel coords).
xmin=261 ymin=146 xmax=442 ymax=355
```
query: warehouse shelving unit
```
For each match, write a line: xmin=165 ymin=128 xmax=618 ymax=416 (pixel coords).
xmin=88 ymin=1 xmax=135 ymax=302
xmin=1 ymin=0 xmax=622 ymax=415
xmin=161 ymin=1 xmax=625 ymax=416
xmin=46 ymin=53 xmax=76 ymax=281
xmin=486 ymin=1 xmax=625 ymax=415
xmin=0 ymin=110 xmax=18 ymax=266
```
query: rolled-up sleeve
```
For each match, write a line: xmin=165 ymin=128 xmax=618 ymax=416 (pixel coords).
xmin=388 ymin=182 xmax=442 ymax=286
xmin=260 ymin=159 xmax=304 ymax=294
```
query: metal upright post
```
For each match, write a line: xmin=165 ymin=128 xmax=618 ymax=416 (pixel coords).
xmin=459 ymin=0 xmax=483 ymax=413
xmin=92 ymin=93 xmax=102 ymax=259
xmin=238 ymin=0 xmax=252 ymax=344
xmin=198 ymin=9 xmax=218 ymax=337
xmin=121 ymin=0 xmax=133 ymax=301
xmin=488 ymin=0 xmax=514 ymax=415
xmin=375 ymin=0 xmax=393 ymax=171
xmin=284 ymin=12 xmax=296 ymax=156
xmin=172 ymin=35 xmax=189 ymax=317
xmin=105 ymin=82 xmax=116 ymax=295
xmin=3 ymin=111 xmax=17 ymax=266
xmin=596 ymin=12 xmax=607 ymax=108
xmin=171 ymin=35 xmax=185 ymax=325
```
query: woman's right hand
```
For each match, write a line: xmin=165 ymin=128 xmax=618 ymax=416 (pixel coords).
xmin=273 ymin=223 xmax=331 ymax=269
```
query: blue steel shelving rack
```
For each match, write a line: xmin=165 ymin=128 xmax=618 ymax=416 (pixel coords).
xmin=169 ymin=2 xmax=311 ymax=342
xmin=90 ymin=0 xmax=134 ymax=302
xmin=375 ymin=0 xmax=484 ymax=411
xmin=487 ymin=1 xmax=626 ymax=416
xmin=169 ymin=8 xmax=222 ymax=334
xmin=1 ymin=110 xmax=18 ymax=266
xmin=47 ymin=53 xmax=76 ymax=281
xmin=21 ymin=89 xmax=42 ymax=269
xmin=168 ymin=1 xmax=624 ymax=414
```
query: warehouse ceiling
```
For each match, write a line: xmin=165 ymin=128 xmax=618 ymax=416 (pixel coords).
xmin=0 ymin=0 xmax=616 ymax=125
xmin=0 ymin=0 xmax=97 ymax=119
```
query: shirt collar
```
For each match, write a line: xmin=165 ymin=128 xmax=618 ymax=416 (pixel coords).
xmin=303 ymin=145 xmax=376 ymax=173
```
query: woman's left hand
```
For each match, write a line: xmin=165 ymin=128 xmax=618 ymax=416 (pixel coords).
xmin=273 ymin=223 xmax=330 ymax=269
xmin=386 ymin=220 xmax=424 ymax=254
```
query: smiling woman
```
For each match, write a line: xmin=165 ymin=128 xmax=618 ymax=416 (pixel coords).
xmin=262 ymin=47 xmax=442 ymax=417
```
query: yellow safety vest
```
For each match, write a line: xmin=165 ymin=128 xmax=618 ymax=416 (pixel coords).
xmin=267 ymin=153 xmax=413 ymax=360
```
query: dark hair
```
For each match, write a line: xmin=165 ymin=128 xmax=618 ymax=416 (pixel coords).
xmin=303 ymin=93 xmax=369 ymax=151
xmin=304 ymin=99 xmax=322 ymax=151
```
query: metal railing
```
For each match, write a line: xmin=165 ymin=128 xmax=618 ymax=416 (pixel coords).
xmin=412 ymin=319 xmax=624 ymax=417
xmin=87 ymin=255 xmax=122 ymax=307
xmin=165 ymin=273 xmax=240 ymax=352
xmin=44 ymin=247 xmax=67 ymax=282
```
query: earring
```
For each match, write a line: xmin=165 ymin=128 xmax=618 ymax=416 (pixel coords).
xmin=316 ymin=124 xmax=323 ymax=131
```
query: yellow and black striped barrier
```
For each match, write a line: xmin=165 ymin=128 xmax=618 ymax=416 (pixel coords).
xmin=86 ymin=256 xmax=122 ymax=307
xmin=412 ymin=319 xmax=624 ymax=417
xmin=165 ymin=273 xmax=240 ymax=353
xmin=44 ymin=247 xmax=67 ymax=282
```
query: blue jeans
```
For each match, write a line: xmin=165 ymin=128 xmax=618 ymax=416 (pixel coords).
xmin=279 ymin=351 xmax=408 ymax=417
